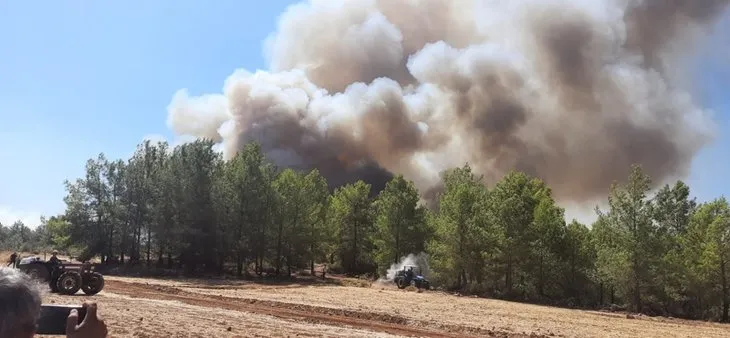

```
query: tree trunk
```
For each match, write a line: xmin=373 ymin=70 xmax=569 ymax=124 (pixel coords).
xmin=310 ymin=223 xmax=315 ymax=276
xmin=698 ymin=292 xmax=703 ymax=320
xmin=146 ymin=225 xmax=152 ymax=266
xmin=287 ymin=242 xmax=293 ymax=277
xmin=570 ymin=254 xmax=577 ymax=299
xmin=394 ymin=228 xmax=400 ymax=265
xmin=352 ymin=217 xmax=358 ymax=274
xmin=538 ymin=254 xmax=545 ymax=297
xmin=721 ymin=258 xmax=729 ymax=322
xmin=599 ymin=282 xmax=604 ymax=307
xmin=630 ymin=207 xmax=641 ymax=313
xmin=506 ymin=253 xmax=513 ymax=296
xmin=275 ymin=218 xmax=283 ymax=275
xmin=633 ymin=257 xmax=641 ymax=313
xmin=120 ymin=219 xmax=129 ymax=264
xmin=134 ymin=208 xmax=142 ymax=262
xmin=236 ymin=252 xmax=243 ymax=277
xmin=610 ymin=285 xmax=615 ymax=305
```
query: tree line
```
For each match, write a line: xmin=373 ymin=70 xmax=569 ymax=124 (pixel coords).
xmin=2 ymin=139 xmax=730 ymax=322
xmin=0 ymin=220 xmax=51 ymax=254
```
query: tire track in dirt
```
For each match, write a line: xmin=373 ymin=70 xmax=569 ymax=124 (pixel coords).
xmin=105 ymin=280 xmax=543 ymax=338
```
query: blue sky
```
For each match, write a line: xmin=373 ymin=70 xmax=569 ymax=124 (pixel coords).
xmin=0 ymin=0 xmax=294 ymax=226
xmin=0 ymin=2 xmax=728 ymax=227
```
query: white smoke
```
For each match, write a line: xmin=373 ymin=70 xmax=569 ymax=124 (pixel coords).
xmin=378 ymin=252 xmax=430 ymax=283
xmin=166 ymin=0 xmax=728 ymax=214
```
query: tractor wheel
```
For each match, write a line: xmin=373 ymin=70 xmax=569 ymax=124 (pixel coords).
xmin=422 ymin=281 xmax=430 ymax=290
xmin=22 ymin=264 xmax=51 ymax=283
xmin=81 ymin=272 xmax=105 ymax=295
xmin=396 ymin=278 xmax=408 ymax=289
xmin=56 ymin=271 xmax=82 ymax=295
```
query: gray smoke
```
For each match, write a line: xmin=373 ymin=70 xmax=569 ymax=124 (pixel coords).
xmin=377 ymin=252 xmax=431 ymax=283
xmin=166 ymin=0 xmax=726 ymax=207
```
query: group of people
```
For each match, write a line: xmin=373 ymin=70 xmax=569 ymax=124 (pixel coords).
xmin=1 ymin=252 xmax=108 ymax=338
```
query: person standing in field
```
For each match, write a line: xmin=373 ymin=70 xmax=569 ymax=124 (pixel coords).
xmin=7 ymin=252 xmax=18 ymax=268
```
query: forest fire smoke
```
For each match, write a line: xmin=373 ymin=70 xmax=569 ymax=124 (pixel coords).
xmin=166 ymin=0 xmax=727 ymax=206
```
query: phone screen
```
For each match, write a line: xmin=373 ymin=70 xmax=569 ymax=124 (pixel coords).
xmin=36 ymin=304 xmax=87 ymax=335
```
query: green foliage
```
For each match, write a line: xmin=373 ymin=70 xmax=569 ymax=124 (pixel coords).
xmin=329 ymin=180 xmax=375 ymax=275
xmin=595 ymin=165 xmax=656 ymax=312
xmin=684 ymin=199 xmax=730 ymax=321
xmin=5 ymin=140 xmax=725 ymax=322
xmin=0 ymin=220 xmax=46 ymax=252
xmin=43 ymin=216 xmax=73 ymax=251
xmin=427 ymin=165 xmax=494 ymax=290
xmin=373 ymin=175 xmax=429 ymax=276
xmin=562 ymin=220 xmax=596 ymax=305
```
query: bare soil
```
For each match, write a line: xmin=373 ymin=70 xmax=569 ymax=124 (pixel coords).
xmin=3 ymin=252 xmax=730 ymax=337
xmin=99 ymin=276 xmax=730 ymax=338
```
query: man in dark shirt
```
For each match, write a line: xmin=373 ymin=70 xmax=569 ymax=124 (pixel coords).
xmin=7 ymin=252 xmax=18 ymax=267
xmin=48 ymin=251 xmax=60 ymax=266
xmin=406 ymin=266 xmax=415 ymax=279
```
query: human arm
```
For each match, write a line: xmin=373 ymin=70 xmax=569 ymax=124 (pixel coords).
xmin=66 ymin=302 xmax=108 ymax=338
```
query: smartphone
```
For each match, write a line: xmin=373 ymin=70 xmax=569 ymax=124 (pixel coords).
xmin=36 ymin=304 xmax=87 ymax=335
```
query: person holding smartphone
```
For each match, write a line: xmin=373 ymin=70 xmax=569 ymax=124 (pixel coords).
xmin=0 ymin=267 xmax=108 ymax=338
xmin=64 ymin=302 xmax=108 ymax=338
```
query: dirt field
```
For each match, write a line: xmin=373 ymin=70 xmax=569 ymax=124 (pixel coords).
xmin=39 ymin=276 xmax=730 ymax=338
xmin=3 ymin=252 xmax=730 ymax=337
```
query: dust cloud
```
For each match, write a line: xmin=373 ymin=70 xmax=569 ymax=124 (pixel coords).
xmin=166 ymin=0 xmax=727 ymax=212
xmin=377 ymin=253 xmax=431 ymax=284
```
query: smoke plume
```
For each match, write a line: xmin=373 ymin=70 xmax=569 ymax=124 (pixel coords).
xmin=167 ymin=0 xmax=727 ymax=206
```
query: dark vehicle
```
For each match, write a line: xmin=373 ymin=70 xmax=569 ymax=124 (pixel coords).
xmin=394 ymin=265 xmax=430 ymax=290
xmin=17 ymin=256 xmax=105 ymax=296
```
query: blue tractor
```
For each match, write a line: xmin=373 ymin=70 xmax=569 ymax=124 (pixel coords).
xmin=394 ymin=265 xmax=430 ymax=290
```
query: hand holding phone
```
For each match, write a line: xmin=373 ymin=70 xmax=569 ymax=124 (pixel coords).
xmin=36 ymin=305 xmax=87 ymax=335
xmin=65 ymin=302 xmax=108 ymax=338
xmin=36 ymin=302 xmax=107 ymax=337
